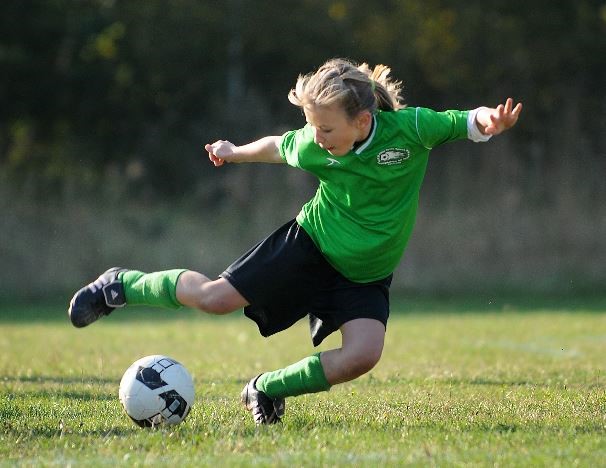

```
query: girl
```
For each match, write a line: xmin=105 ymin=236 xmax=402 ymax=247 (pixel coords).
xmin=69 ymin=58 xmax=522 ymax=425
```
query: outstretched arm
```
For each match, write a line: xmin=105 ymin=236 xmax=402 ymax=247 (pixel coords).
xmin=474 ymin=98 xmax=523 ymax=136
xmin=205 ymin=136 xmax=284 ymax=167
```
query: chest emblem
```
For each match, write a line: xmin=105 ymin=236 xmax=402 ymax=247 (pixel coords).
xmin=377 ymin=148 xmax=410 ymax=165
xmin=326 ymin=157 xmax=341 ymax=166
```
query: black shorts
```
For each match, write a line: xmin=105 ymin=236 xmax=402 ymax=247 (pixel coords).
xmin=220 ymin=219 xmax=392 ymax=346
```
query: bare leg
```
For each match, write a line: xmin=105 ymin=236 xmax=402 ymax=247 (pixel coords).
xmin=320 ymin=318 xmax=385 ymax=385
xmin=241 ymin=318 xmax=384 ymax=426
xmin=176 ymin=271 xmax=249 ymax=315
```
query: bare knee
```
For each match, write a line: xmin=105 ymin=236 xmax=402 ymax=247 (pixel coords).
xmin=344 ymin=345 xmax=383 ymax=378
xmin=322 ymin=342 xmax=383 ymax=385
xmin=321 ymin=318 xmax=386 ymax=385
xmin=199 ymin=286 xmax=243 ymax=314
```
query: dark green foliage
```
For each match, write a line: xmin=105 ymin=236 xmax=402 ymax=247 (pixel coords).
xmin=1 ymin=1 xmax=605 ymax=296
xmin=2 ymin=0 xmax=605 ymax=197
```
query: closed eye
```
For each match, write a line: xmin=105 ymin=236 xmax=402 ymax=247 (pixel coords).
xmin=306 ymin=121 xmax=332 ymax=134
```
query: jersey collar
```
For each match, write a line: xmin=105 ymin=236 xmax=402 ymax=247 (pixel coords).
xmin=353 ymin=115 xmax=377 ymax=155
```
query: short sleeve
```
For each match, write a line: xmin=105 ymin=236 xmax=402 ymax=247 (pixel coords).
xmin=279 ymin=129 xmax=302 ymax=168
xmin=414 ymin=107 xmax=469 ymax=149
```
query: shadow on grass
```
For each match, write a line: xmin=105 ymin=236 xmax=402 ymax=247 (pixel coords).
xmin=2 ymin=293 xmax=605 ymax=324
xmin=380 ymin=375 xmax=548 ymax=387
xmin=284 ymin=415 xmax=606 ymax=436
xmin=2 ymin=374 xmax=116 ymax=385
xmin=391 ymin=292 xmax=606 ymax=314
xmin=446 ymin=377 xmax=542 ymax=387
xmin=0 ymin=303 xmax=237 ymax=323
xmin=2 ymin=425 xmax=139 ymax=438
xmin=2 ymin=375 xmax=118 ymax=402
xmin=2 ymin=387 xmax=116 ymax=402
xmin=379 ymin=375 xmax=606 ymax=389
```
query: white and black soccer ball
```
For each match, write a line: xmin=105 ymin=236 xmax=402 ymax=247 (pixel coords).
xmin=119 ymin=355 xmax=195 ymax=427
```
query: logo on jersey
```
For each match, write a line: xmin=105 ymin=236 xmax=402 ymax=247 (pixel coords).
xmin=326 ymin=157 xmax=341 ymax=166
xmin=377 ymin=148 xmax=410 ymax=165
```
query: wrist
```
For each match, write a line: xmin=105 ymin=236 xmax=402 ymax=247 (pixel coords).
xmin=467 ymin=107 xmax=492 ymax=143
xmin=230 ymin=145 xmax=247 ymax=163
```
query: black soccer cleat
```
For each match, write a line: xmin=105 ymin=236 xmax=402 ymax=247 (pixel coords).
xmin=240 ymin=375 xmax=285 ymax=425
xmin=68 ymin=267 xmax=128 ymax=328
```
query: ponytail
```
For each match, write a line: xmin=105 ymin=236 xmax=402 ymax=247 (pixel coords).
xmin=363 ymin=63 xmax=405 ymax=112
xmin=288 ymin=58 xmax=405 ymax=119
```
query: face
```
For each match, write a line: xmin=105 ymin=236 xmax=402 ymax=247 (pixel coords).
xmin=303 ymin=104 xmax=372 ymax=156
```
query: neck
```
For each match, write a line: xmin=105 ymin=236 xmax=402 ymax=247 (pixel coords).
xmin=352 ymin=115 xmax=375 ymax=151
xmin=357 ymin=115 xmax=374 ymax=141
xmin=358 ymin=117 xmax=373 ymax=142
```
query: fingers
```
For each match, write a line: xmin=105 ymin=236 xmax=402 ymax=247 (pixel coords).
xmin=502 ymin=99 xmax=522 ymax=128
xmin=490 ymin=104 xmax=505 ymax=125
xmin=205 ymin=142 xmax=225 ymax=167
xmin=508 ymin=102 xmax=522 ymax=127
xmin=210 ymin=155 xmax=224 ymax=167
xmin=502 ymin=98 xmax=523 ymax=118
xmin=490 ymin=98 xmax=523 ymax=133
xmin=205 ymin=141 xmax=224 ymax=156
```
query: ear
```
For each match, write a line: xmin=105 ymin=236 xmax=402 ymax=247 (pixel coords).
xmin=355 ymin=110 xmax=372 ymax=129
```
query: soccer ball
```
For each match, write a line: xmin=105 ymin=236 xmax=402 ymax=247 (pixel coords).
xmin=119 ymin=355 xmax=195 ymax=427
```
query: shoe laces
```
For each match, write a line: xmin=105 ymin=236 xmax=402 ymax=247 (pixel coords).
xmin=89 ymin=277 xmax=109 ymax=293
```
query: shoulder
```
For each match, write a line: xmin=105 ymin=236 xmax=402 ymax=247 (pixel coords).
xmin=376 ymin=107 xmax=420 ymax=131
xmin=280 ymin=125 xmax=316 ymax=153
xmin=279 ymin=125 xmax=322 ymax=167
xmin=374 ymin=108 xmax=421 ymax=143
xmin=281 ymin=125 xmax=313 ymax=147
xmin=377 ymin=107 xmax=417 ymax=122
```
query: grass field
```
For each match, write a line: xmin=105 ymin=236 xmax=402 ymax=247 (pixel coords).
xmin=1 ymin=297 xmax=605 ymax=466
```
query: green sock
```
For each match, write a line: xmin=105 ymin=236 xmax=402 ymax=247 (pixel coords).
xmin=119 ymin=269 xmax=187 ymax=309
xmin=256 ymin=353 xmax=331 ymax=399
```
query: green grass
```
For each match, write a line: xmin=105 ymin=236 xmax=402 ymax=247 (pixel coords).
xmin=1 ymin=299 xmax=605 ymax=466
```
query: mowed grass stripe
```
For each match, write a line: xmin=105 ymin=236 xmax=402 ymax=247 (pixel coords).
xmin=0 ymin=303 xmax=605 ymax=466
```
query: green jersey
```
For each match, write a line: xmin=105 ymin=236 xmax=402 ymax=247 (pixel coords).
xmin=279 ymin=107 xmax=470 ymax=283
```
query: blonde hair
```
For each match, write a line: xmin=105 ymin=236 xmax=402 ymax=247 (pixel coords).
xmin=288 ymin=58 xmax=405 ymax=119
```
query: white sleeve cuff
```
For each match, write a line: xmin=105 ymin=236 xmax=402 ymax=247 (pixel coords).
xmin=467 ymin=108 xmax=492 ymax=143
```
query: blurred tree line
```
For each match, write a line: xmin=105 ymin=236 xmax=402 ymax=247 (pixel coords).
xmin=1 ymin=0 xmax=605 ymax=297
